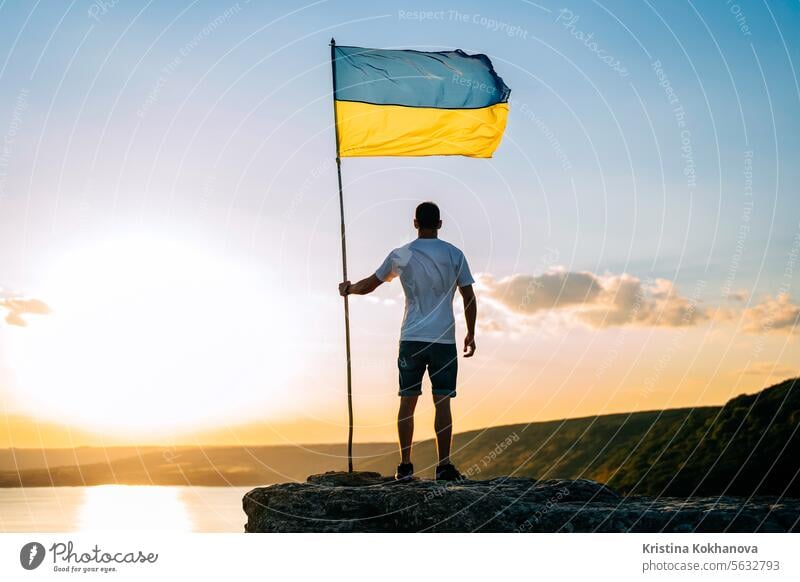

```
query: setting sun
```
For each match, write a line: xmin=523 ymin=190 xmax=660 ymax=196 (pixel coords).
xmin=6 ymin=235 xmax=299 ymax=436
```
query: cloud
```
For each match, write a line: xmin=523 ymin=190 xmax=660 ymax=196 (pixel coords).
xmin=473 ymin=297 xmax=529 ymax=335
xmin=477 ymin=269 xmax=706 ymax=330
xmin=476 ymin=270 xmax=601 ymax=314
xmin=476 ymin=270 xmax=799 ymax=336
xmin=739 ymin=293 xmax=800 ymax=335
xmin=725 ymin=289 xmax=749 ymax=302
xmin=579 ymin=276 xmax=706 ymax=328
xmin=737 ymin=361 xmax=798 ymax=378
xmin=0 ymin=289 xmax=51 ymax=326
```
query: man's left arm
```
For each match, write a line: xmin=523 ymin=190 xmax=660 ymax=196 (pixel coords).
xmin=459 ymin=284 xmax=477 ymax=357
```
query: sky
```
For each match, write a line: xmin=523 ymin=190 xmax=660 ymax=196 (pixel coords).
xmin=0 ymin=0 xmax=798 ymax=447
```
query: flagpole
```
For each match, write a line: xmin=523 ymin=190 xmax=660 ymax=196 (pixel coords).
xmin=330 ymin=37 xmax=354 ymax=473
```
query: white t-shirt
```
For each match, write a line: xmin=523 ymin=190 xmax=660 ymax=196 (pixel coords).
xmin=375 ymin=238 xmax=474 ymax=344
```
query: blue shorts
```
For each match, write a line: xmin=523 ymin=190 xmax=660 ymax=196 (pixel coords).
xmin=397 ymin=340 xmax=458 ymax=398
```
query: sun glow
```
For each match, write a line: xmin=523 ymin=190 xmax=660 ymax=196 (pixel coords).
xmin=78 ymin=485 xmax=193 ymax=531
xmin=8 ymin=235 xmax=299 ymax=436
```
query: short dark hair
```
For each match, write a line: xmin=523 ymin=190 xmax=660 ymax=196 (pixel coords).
xmin=415 ymin=201 xmax=440 ymax=229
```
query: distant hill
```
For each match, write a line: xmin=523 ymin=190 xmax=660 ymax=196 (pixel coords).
xmin=0 ymin=446 xmax=163 ymax=472
xmin=0 ymin=443 xmax=396 ymax=487
xmin=2 ymin=378 xmax=798 ymax=497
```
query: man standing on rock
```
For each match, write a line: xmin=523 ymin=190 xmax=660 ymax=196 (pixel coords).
xmin=339 ymin=201 xmax=477 ymax=482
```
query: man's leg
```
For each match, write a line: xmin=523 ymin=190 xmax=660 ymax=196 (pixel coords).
xmin=433 ymin=394 xmax=453 ymax=465
xmin=397 ymin=395 xmax=418 ymax=464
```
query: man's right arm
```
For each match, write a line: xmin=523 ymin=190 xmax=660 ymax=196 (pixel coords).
xmin=339 ymin=275 xmax=383 ymax=296
xmin=459 ymin=284 xmax=477 ymax=357
xmin=339 ymin=249 xmax=398 ymax=297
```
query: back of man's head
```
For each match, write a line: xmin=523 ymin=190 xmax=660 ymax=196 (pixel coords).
xmin=415 ymin=202 xmax=440 ymax=229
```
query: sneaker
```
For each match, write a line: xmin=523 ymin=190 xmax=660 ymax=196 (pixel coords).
xmin=435 ymin=463 xmax=463 ymax=482
xmin=394 ymin=463 xmax=414 ymax=481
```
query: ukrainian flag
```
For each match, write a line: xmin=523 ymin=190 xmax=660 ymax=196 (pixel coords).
xmin=332 ymin=45 xmax=510 ymax=158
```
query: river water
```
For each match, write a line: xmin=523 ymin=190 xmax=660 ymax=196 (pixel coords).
xmin=0 ymin=485 xmax=252 ymax=532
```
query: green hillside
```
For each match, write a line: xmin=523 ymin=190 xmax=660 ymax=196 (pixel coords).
xmin=444 ymin=376 xmax=800 ymax=496
xmin=2 ymin=378 xmax=797 ymax=497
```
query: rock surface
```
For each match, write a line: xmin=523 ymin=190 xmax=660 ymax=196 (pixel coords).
xmin=242 ymin=471 xmax=799 ymax=533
